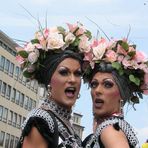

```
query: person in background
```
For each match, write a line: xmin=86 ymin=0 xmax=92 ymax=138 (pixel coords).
xmin=16 ymin=22 xmax=92 ymax=148
xmin=82 ymin=37 xmax=148 ymax=148
xmin=142 ymin=139 xmax=148 ymax=148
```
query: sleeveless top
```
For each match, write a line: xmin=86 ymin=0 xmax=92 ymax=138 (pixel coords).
xmin=17 ymin=99 xmax=82 ymax=148
xmin=83 ymin=116 xmax=140 ymax=148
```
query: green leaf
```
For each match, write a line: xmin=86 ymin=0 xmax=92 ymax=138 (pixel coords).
xmin=121 ymin=42 xmax=129 ymax=51
xmin=112 ymin=62 xmax=122 ymax=70
xmin=128 ymin=51 xmax=136 ymax=57
xmin=72 ymin=38 xmax=80 ymax=47
xmin=31 ymin=39 xmax=40 ymax=44
xmin=18 ymin=51 xmax=28 ymax=58
xmin=85 ymin=30 xmax=92 ymax=40
xmin=57 ymin=26 xmax=65 ymax=34
xmin=129 ymin=74 xmax=140 ymax=86
xmin=23 ymin=70 xmax=34 ymax=78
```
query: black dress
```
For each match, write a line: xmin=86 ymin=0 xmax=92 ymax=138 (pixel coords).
xmin=82 ymin=116 xmax=140 ymax=148
xmin=17 ymin=99 xmax=82 ymax=148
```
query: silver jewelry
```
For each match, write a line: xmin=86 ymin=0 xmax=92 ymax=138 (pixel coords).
xmin=120 ymin=99 xmax=124 ymax=117
xmin=77 ymin=93 xmax=80 ymax=99
xmin=47 ymin=84 xmax=52 ymax=98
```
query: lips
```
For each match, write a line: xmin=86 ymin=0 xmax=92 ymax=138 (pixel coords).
xmin=94 ymin=98 xmax=104 ymax=108
xmin=65 ymin=87 xmax=76 ymax=98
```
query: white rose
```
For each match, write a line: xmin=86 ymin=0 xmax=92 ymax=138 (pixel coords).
xmin=47 ymin=32 xmax=65 ymax=50
xmin=79 ymin=36 xmax=91 ymax=53
xmin=25 ymin=42 xmax=36 ymax=52
xmin=28 ymin=49 xmax=39 ymax=64
xmin=92 ymin=43 xmax=107 ymax=60
xmin=65 ymin=32 xmax=76 ymax=44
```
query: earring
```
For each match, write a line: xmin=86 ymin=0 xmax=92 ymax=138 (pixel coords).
xmin=120 ymin=99 xmax=124 ymax=117
xmin=77 ymin=94 xmax=80 ymax=99
xmin=47 ymin=85 xmax=52 ymax=98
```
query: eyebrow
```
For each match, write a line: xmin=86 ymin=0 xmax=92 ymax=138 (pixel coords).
xmin=58 ymin=66 xmax=81 ymax=71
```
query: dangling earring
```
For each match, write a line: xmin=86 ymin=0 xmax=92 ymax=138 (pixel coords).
xmin=120 ymin=99 xmax=124 ymax=117
xmin=77 ymin=94 xmax=80 ymax=99
xmin=47 ymin=84 xmax=52 ymax=98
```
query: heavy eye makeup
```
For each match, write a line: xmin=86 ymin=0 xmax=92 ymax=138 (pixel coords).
xmin=103 ymin=79 xmax=114 ymax=88
xmin=90 ymin=80 xmax=99 ymax=88
xmin=90 ymin=79 xmax=115 ymax=89
xmin=74 ymin=69 xmax=82 ymax=77
xmin=58 ymin=67 xmax=69 ymax=76
xmin=58 ymin=67 xmax=82 ymax=77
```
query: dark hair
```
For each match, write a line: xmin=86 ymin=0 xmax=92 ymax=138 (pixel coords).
xmin=84 ymin=61 xmax=137 ymax=104
xmin=35 ymin=49 xmax=83 ymax=88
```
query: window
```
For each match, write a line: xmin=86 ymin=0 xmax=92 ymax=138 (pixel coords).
xmin=0 ymin=106 xmax=2 ymax=120
xmin=8 ymin=110 xmax=13 ymax=125
xmin=9 ymin=62 xmax=14 ymax=76
xmin=15 ymin=91 xmax=20 ymax=105
xmin=10 ymin=135 xmax=14 ymax=148
xmin=4 ymin=59 xmax=10 ymax=73
xmin=12 ymin=112 xmax=17 ymax=127
xmin=0 ymin=56 xmax=5 ymax=70
xmin=1 ymin=82 xmax=6 ymax=96
xmin=32 ymin=100 xmax=36 ymax=109
xmin=11 ymin=88 xmax=16 ymax=102
xmin=6 ymin=85 xmax=11 ymax=99
xmin=5 ymin=133 xmax=10 ymax=148
xmin=0 ymin=131 xmax=5 ymax=146
xmin=14 ymin=66 xmax=20 ymax=78
xmin=19 ymin=93 xmax=24 ymax=107
xmin=0 ymin=80 xmax=2 ymax=93
xmin=28 ymin=98 xmax=32 ymax=111
xmin=24 ymin=96 xmax=29 ymax=110
xmin=14 ymin=137 xmax=19 ymax=148
xmin=17 ymin=115 xmax=21 ymax=128
xmin=2 ymin=107 xmax=8 ymax=123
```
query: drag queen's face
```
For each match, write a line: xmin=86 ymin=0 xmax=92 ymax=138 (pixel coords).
xmin=50 ymin=58 xmax=82 ymax=110
xmin=90 ymin=72 xmax=122 ymax=118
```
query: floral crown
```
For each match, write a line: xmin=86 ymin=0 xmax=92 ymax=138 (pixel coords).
xmin=16 ymin=22 xmax=92 ymax=79
xmin=83 ymin=37 xmax=148 ymax=103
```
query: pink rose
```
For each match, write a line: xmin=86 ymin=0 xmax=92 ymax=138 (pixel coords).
xmin=16 ymin=55 xmax=25 ymax=65
xmin=79 ymin=35 xmax=91 ymax=53
xmin=105 ymin=50 xmax=117 ymax=62
xmin=67 ymin=23 xmax=78 ymax=33
xmin=75 ymin=26 xmax=86 ymax=36
xmin=133 ymin=51 xmax=147 ymax=63
xmin=117 ymin=44 xmax=127 ymax=55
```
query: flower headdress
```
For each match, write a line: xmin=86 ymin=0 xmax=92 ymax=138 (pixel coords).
xmin=83 ymin=37 xmax=148 ymax=104
xmin=16 ymin=22 xmax=92 ymax=80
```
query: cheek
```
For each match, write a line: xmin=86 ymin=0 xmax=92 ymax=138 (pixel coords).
xmin=50 ymin=77 xmax=62 ymax=89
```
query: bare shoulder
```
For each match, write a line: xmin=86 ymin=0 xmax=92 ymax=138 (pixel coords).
xmin=22 ymin=127 xmax=48 ymax=148
xmin=100 ymin=125 xmax=130 ymax=148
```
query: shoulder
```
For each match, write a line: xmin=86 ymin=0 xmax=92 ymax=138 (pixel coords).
xmin=22 ymin=108 xmax=55 ymax=133
xmin=100 ymin=125 xmax=129 ymax=148
xmin=96 ymin=117 xmax=139 ymax=147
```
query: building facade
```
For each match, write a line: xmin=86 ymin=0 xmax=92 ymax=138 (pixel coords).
xmin=0 ymin=30 xmax=39 ymax=148
xmin=72 ymin=112 xmax=84 ymax=139
xmin=0 ymin=30 xmax=84 ymax=148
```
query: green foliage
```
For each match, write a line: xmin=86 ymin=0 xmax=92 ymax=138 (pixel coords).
xmin=31 ymin=39 xmax=40 ymax=44
xmin=129 ymin=74 xmax=140 ymax=86
xmin=18 ymin=51 xmax=28 ymax=58
xmin=23 ymin=70 xmax=34 ymax=78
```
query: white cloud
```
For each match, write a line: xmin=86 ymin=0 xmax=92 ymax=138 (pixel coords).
xmin=136 ymin=127 xmax=148 ymax=146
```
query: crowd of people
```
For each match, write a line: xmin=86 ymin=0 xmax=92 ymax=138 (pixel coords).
xmin=15 ymin=22 xmax=148 ymax=148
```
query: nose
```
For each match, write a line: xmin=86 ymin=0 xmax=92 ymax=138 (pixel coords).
xmin=93 ymin=85 xmax=103 ymax=96
xmin=68 ymin=74 xmax=76 ymax=83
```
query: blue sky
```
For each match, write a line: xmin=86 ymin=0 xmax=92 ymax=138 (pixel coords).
xmin=0 ymin=0 xmax=148 ymax=146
